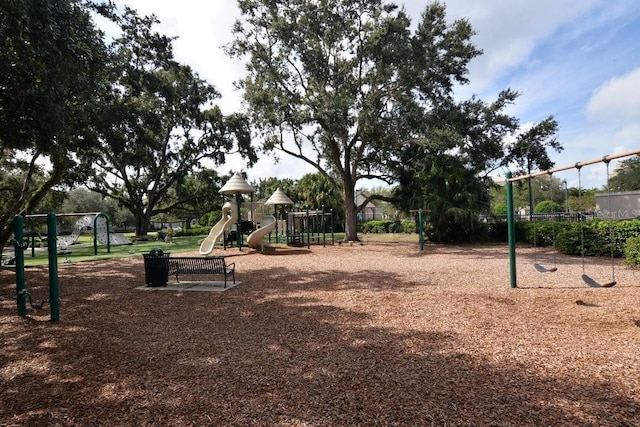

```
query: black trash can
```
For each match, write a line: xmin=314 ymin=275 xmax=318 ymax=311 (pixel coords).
xmin=143 ymin=248 xmax=170 ymax=287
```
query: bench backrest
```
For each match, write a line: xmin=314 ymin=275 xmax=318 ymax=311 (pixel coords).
xmin=169 ymin=257 xmax=228 ymax=273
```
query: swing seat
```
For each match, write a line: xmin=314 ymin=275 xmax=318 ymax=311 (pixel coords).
xmin=581 ymin=274 xmax=616 ymax=288
xmin=534 ymin=263 xmax=557 ymax=273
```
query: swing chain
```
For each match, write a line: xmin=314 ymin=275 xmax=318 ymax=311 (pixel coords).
xmin=10 ymin=238 xmax=29 ymax=251
xmin=13 ymin=289 xmax=49 ymax=310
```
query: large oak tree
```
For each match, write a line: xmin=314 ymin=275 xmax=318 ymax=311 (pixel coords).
xmin=0 ymin=0 xmax=110 ymax=250
xmin=88 ymin=8 xmax=256 ymax=236
xmin=229 ymin=0 xmax=481 ymax=241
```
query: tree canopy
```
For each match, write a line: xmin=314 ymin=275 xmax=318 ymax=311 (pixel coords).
xmin=229 ymin=0 xmax=482 ymax=240
xmin=87 ymin=8 xmax=256 ymax=236
xmin=0 ymin=0 xmax=110 ymax=249
xmin=609 ymin=155 xmax=640 ymax=192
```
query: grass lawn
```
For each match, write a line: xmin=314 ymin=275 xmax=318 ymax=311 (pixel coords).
xmin=6 ymin=232 xmax=421 ymax=267
xmin=16 ymin=235 xmax=206 ymax=267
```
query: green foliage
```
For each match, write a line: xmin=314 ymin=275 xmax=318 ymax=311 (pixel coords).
xmin=492 ymin=203 xmax=508 ymax=215
xmin=175 ymin=225 xmax=210 ymax=237
xmin=168 ymin=170 xmax=226 ymax=223
xmin=199 ymin=211 xmax=222 ymax=227
xmin=252 ymin=177 xmax=298 ymax=203
xmin=295 ymin=173 xmax=343 ymax=211
xmin=623 ymin=236 xmax=640 ymax=266
xmin=610 ymin=155 xmax=640 ymax=192
xmin=395 ymin=150 xmax=496 ymax=243
xmin=360 ymin=220 xmax=395 ymax=234
xmin=400 ymin=220 xmax=416 ymax=233
xmin=87 ymin=8 xmax=256 ymax=236
xmin=0 ymin=0 xmax=111 ymax=249
xmin=535 ymin=200 xmax=562 ymax=213
xmin=503 ymin=117 xmax=562 ymax=175
xmin=230 ymin=0 xmax=482 ymax=241
xmin=555 ymin=219 xmax=640 ymax=257
xmin=528 ymin=221 xmax=570 ymax=247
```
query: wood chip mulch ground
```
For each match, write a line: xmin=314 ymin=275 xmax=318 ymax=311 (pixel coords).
xmin=1 ymin=241 xmax=640 ymax=426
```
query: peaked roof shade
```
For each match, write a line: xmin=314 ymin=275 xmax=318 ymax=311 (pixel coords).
xmin=219 ymin=172 xmax=255 ymax=195
xmin=264 ymin=188 xmax=294 ymax=205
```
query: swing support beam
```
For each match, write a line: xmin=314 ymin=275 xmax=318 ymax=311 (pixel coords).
xmin=505 ymin=149 xmax=640 ymax=183
xmin=505 ymin=148 xmax=640 ymax=288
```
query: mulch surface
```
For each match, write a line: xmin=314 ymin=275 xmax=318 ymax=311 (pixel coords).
xmin=1 ymin=242 xmax=639 ymax=426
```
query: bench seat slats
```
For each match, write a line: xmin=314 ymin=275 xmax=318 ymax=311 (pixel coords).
xmin=168 ymin=256 xmax=235 ymax=288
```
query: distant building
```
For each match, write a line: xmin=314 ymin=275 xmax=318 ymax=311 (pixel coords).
xmin=355 ymin=191 xmax=384 ymax=221
xmin=595 ymin=190 xmax=640 ymax=219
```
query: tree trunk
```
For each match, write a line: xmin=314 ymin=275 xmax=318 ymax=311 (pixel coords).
xmin=343 ymin=185 xmax=358 ymax=241
xmin=135 ymin=212 xmax=149 ymax=237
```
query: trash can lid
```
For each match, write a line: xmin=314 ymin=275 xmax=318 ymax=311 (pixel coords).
xmin=149 ymin=248 xmax=164 ymax=256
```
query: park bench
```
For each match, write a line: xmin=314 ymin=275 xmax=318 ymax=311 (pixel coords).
xmin=167 ymin=256 xmax=236 ymax=288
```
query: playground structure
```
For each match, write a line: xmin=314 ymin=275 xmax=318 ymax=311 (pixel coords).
xmin=12 ymin=213 xmax=61 ymax=321
xmin=57 ymin=213 xmax=131 ymax=250
xmin=9 ymin=211 xmax=128 ymax=321
xmin=206 ymin=176 xmax=335 ymax=252
xmin=18 ymin=212 xmax=127 ymax=258
xmin=219 ymin=172 xmax=256 ymax=251
xmin=198 ymin=201 xmax=238 ymax=256
xmin=505 ymin=148 xmax=640 ymax=289
xmin=246 ymin=215 xmax=276 ymax=251
xmin=286 ymin=207 xmax=335 ymax=247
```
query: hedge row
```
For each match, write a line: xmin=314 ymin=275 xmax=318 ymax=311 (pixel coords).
xmin=347 ymin=218 xmax=640 ymax=267
xmin=359 ymin=220 xmax=416 ymax=234
xmin=515 ymin=219 xmax=640 ymax=266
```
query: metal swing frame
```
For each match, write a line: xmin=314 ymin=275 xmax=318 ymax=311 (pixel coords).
xmin=504 ymin=148 xmax=640 ymax=288
xmin=576 ymin=161 xmax=616 ymax=288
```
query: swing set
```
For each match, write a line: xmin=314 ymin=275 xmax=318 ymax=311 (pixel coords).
xmin=531 ymin=174 xmax=559 ymax=273
xmin=505 ymin=148 xmax=640 ymax=289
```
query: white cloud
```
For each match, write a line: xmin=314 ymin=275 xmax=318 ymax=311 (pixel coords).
xmin=587 ymin=67 xmax=640 ymax=122
xmin=426 ymin=0 xmax=603 ymax=94
xmin=114 ymin=0 xmax=244 ymax=114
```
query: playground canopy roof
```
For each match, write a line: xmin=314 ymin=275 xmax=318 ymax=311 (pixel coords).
xmin=265 ymin=188 xmax=294 ymax=205
xmin=219 ymin=172 xmax=255 ymax=195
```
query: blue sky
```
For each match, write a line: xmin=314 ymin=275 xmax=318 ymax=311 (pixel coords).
xmin=106 ymin=0 xmax=640 ymax=190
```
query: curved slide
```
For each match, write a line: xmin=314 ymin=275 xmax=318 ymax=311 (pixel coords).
xmin=247 ymin=215 xmax=276 ymax=251
xmin=58 ymin=215 xmax=93 ymax=247
xmin=94 ymin=216 xmax=132 ymax=245
xmin=57 ymin=215 xmax=132 ymax=247
xmin=199 ymin=201 xmax=238 ymax=256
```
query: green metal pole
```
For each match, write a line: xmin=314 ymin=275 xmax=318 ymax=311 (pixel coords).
xmin=28 ymin=217 xmax=36 ymax=258
xmin=306 ymin=206 xmax=310 ymax=249
xmin=322 ymin=205 xmax=326 ymax=247
xmin=14 ymin=215 xmax=27 ymax=317
xmin=330 ymin=209 xmax=334 ymax=244
xmin=236 ymin=192 xmax=242 ymax=250
xmin=418 ymin=209 xmax=424 ymax=251
xmin=93 ymin=213 xmax=111 ymax=255
xmin=93 ymin=215 xmax=99 ymax=255
xmin=47 ymin=212 xmax=60 ymax=322
xmin=506 ymin=172 xmax=517 ymax=289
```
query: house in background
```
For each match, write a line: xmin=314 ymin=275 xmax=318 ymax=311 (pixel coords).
xmin=355 ymin=190 xmax=384 ymax=221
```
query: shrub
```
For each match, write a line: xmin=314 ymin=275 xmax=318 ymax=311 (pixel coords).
xmin=492 ymin=203 xmax=508 ymax=215
xmin=401 ymin=220 xmax=416 ymax=233
xmin=535 ymin=200 xmax=562 ymax=213
xmin=555 ymin=219 xmax=640 ymax=258
xmin=624 ymin=236 xmax=640 ymax=266
xmin=176 ymin=225 xmax=210 ymax=237
xmin=486 ymin=221 xmax=529 ymax=243
xmin=360 ymin=220 xmax=395 ymax=233
xmin=199 ymin=211 xmax=222 ymax=227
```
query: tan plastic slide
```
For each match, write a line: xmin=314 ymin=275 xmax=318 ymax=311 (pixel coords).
xmin=246 ymin=215 xmax=276 ymax=251
xmin=198 ymin=201 xmax=237 ymax=256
